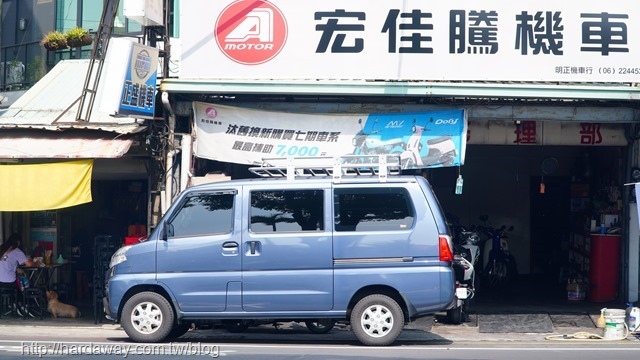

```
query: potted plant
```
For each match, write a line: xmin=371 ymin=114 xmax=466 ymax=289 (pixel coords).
xmin=65 ymin=27 xmax=93 ymax=48
xmin=40 ymin=31 xmax=68 ymax=51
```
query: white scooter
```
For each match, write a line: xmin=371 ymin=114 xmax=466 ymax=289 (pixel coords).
xmin=448 ymin=225 xmax=481 ymax=324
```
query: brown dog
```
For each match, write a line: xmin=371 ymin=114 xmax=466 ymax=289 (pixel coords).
xmin=46 ymin=290 xmax=81 ymax=318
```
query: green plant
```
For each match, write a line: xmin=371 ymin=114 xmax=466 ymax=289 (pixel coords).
xmin=65 ymin=27 xmax=93 ymax=47
xmin=40 ymin=31 xmax=68 ymax=50
xmin=65 ymin=27 xmax=89 ymax=40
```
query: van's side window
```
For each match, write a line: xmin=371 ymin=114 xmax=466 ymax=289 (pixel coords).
xmin=334 ymin=187 xmax=414 ymax=232
xmin=250 ymin=190 xmax=324 ymax=232
xmin=168 ymin=193 xmax=234 ymax=237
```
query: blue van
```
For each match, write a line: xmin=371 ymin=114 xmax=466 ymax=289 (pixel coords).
xmin=104 ymin=157 xmax=456 ymax=346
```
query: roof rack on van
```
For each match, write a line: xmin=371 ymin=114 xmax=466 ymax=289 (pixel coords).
xmin=248 ymin=155 xmax=402 ymax=183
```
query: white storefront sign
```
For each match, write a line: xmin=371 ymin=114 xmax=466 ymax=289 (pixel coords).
xmin=180 ymin=0 xmax=640 ymax=82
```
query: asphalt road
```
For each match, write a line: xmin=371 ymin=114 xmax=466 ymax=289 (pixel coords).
xmin=1 ymin=339 xmax=640 ymax=360
xmin=0 ymin=323 xmax=639 ymax=360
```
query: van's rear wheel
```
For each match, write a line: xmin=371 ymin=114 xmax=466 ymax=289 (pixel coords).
xmin=351 ymin=294 xmax=404 ymax=346
xmin=121 ymin=292 xmax=174 ymax=343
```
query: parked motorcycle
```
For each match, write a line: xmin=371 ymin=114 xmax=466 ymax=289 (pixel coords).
xmin=476 ymin=215 xmax=518 ymax=288
xmin=447 ymin=219 xmax=481 ymax=324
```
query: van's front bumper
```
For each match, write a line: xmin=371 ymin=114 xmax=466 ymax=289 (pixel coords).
xmin=103 ymin=297 xmax=115 ymax=321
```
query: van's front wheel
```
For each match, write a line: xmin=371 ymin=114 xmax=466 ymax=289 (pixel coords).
xmin=351 ymin=294 xmax=404 ymax=346
xmin=121 ymin=292 xmax=174 ymax=343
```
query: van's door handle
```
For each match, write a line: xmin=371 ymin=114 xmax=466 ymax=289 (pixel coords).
xmin=249 ymin=241 xmax=257 ymax=255
xmin=223 ymin=241 xmax=238 ymax=249
xmin=222 ymin=241 xmax=239 ymax=256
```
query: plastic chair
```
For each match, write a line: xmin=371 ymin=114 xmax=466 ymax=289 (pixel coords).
xmin=23 ymin=288 xmax=46 ymax=320
xmin=0 ymin=287 xmax=18 ymax=318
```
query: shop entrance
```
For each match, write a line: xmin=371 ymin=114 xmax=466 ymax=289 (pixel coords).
xmin=529 ymin=175 xmax=571 ymax=298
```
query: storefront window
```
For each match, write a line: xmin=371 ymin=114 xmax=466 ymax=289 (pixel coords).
xmin=56 ymin=0 xmax=79 ymax=31
xmin=81 ymin=1 xmax=102 ymax=33
xmin=56 ymin=0 xmax=142 ymax=35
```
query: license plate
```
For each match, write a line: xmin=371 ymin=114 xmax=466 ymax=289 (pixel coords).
xmin=456 ymin=287 xmax=468 ymax=299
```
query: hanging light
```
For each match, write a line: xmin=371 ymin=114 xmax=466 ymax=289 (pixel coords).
xmin=18 ymin=18 xmax=28 ymax=31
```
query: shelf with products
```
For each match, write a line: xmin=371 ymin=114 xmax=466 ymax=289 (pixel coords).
xmin=28 ymin=210 xmax=59 ymax=264
xmin=568 ymin=232 xmax=590 ymax=287
xmin=568 ymin=231 xmax=622 ymax=302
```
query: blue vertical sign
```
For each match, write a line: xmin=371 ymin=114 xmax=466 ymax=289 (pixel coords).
xmin=117 ymin=42 xmax=159 ymax=118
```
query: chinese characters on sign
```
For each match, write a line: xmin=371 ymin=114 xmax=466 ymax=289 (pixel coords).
xmin=120 ymin=81 xmax=155 ymax=112
xmin=181 ymin=1 xmax=640 ymax=81
xmin=514 ymin=121 xmax=538 ymax=144
xmin=467 ymin=120 xmax=618 ymax=145
xmin=315 ymin=9 xmax=629 ymax=55
xmin=579 ymin=123 xmax=603 ymax=145
xmin=214 ymin=121 xmax=340 ymax=155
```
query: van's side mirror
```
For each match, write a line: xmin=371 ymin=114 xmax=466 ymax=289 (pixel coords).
xmin=161 ymin=223 xmax=174 ymax=241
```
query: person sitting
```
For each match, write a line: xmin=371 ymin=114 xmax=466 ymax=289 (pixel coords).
xmin=0 ymin=233 xmax=41 ymax=316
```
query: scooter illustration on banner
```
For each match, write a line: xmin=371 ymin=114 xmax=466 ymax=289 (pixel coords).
xmin=352 ymin=118 xmax=405 ymax=162
xmin=349 ymin=113 xmax=463 ymax=168
xmin=400 ymin=125 xmax=457 ymax=169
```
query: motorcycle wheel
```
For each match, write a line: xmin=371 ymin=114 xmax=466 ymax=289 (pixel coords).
xmin=484 ymin=259 xmax=509 ymax=288
xmin=447 ymin=306 xmax=463 ymax=325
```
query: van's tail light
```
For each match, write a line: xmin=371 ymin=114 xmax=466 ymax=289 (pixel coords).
xmin=439 ymin=235 xmax=453 ymax=262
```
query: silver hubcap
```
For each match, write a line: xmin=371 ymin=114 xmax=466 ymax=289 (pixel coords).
xmin=130 ymin=301 xmax=162 ymax=335
xmin=360 ymin=304 xmax=394 ymax=338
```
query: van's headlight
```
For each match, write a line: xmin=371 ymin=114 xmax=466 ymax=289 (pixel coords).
xmin=110 ymin=245 xmax=132 ymax=268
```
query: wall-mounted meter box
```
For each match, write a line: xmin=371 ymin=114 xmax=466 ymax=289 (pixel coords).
xmin=124 ymin=0 xmax=164 ymax=26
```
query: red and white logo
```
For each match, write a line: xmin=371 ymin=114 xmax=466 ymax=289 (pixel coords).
xmin=215 ymin=0 xmax=287 ymax=65
xmin=205 ymin=107 xmax=218 ymax=118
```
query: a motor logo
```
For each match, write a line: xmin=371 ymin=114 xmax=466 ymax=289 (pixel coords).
xmin=215 ymin=0 xmax=287 ymax=65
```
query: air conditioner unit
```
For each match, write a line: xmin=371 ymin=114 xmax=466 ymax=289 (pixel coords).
xmin=123 ymin=0 xmax=164 ymax=26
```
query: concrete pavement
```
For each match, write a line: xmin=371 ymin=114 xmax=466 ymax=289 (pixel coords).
xmin=0 ymin=312 xmax=637 ymax=344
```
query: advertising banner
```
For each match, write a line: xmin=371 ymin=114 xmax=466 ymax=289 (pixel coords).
xmin=193 ymin=102 xmax=467 ymax=169
xmin=180 ymin=0 xmax=640 ymax=82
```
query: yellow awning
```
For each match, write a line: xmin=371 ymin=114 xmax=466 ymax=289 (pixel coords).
xmin=0 ymin=160 xmax=93 ymax=211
